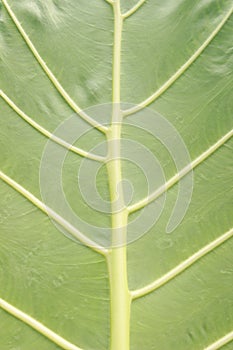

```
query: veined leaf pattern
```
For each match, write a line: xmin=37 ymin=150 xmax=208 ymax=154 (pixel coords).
xmin=0 ymin=0 xmax=232 ymax=349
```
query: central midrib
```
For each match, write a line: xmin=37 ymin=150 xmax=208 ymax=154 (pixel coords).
xmin=106 ymin=1 xmax=132 ymax=350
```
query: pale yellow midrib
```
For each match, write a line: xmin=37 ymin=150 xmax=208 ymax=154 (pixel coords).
xmin=106 ymin=1 xmax=132 ymax=350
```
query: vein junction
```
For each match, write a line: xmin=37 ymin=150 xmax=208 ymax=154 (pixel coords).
xmin=128 ymin=129 xmax=233 ymax=213
xmin=131 ymin=227 xmax=233 ymax=299
xmin=0 ymin=1 xmax=232 ymax=350
xmin=0 ymin=171 xmax=108 ymax=257
xmin=122 ymin=0 xmax=147 ymax=19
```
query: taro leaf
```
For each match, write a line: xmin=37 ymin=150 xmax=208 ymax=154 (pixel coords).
xmin=0 ymin=0 xmax=233 ymax=350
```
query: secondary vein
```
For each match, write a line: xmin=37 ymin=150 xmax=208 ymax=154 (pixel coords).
xmin=122 ymin=0 xmax=147 ymax=19
xmin=1 ymin=0 xmax=108 ymax=134
xmin=104 ymin=0 xmax=114 ymax=5
xmin=0 ymin=298 xmax=84 ymax=350
xmin=131 ymin=227 xmax=233 ymax=299
xmin=204 ymin=330 xmax=233 ymax=350
xmin=128 ymin=129 xmax=233 ymax=213
xmin=123 ymin=5 xmax=233 ymax=116
xmin=0 ymin=90 xmax=106 ymax=163
xmin=0 ymin=171 xmax=108 ymax=256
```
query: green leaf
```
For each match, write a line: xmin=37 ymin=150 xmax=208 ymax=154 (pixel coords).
xmin=0 ymin=0 xmax=233 ymax=349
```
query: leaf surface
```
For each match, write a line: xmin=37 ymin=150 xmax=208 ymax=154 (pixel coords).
xmin=0 ymin=0 xmax=233 ymax=349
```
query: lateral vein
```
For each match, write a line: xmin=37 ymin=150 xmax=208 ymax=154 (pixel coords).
xmin=0 ymin=171 xmax=108 ymax=256
xmin=1 ymin=0 xmax=108 ymax=134
xmin=204 ymin=330 xmax=233 ymax=350
xmin=128 ymin=129 xmax=233 ymax=213
xmin=104 ymin=0 xmax=114 ymax=5
xmin=122 ymin=0 xmax=147 ymax=19
xmin=131 ymin=227 xmax=233 ymax=299
xmin=123 ymin=5 xmax=233 ymax=116
xmin=0 ymin=298 xmax=84 ymax=350
xmin=0 ymin=90 xmax=105 ymax=163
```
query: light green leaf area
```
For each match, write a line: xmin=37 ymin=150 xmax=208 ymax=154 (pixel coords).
xmin=0 ymin=0 xmax=233 ymax=349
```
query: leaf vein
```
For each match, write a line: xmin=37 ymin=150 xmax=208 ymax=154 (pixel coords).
xmin=1 ymin=0 xmax=108 ymax=134
xmin=123 ymin=5 xmax=233 ymax=116
xmin=128 ymin=129 xmax=233 ymax=213
xmin=104 ymin=0 xmax=114 ymax=5
xmin=0 ymin=171 xmax=108 ymax=256
xmin=0 ymin=90 xmax=106 ymax=163
xmin=204 ymin=330 xmax=233 ymax=350
xmin=131 ymin=227 xmax=233 ymax=299
xmin=0 ymin=297 xmax=84 ymax=350
xmin=122 ymin=0 xmax=147 ymax=19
